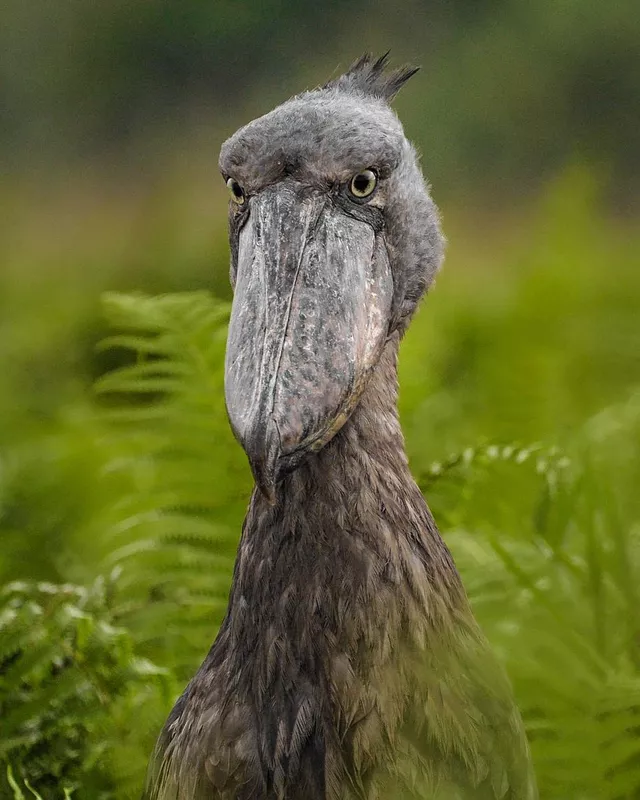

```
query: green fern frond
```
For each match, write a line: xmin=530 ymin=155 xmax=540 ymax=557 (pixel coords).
xmin=88 ymin=292 xmax=246 ymax=685
xmin=0 ymin=577 xmax=170 ymax=798
xmin=419 ymin=440 xmax=571 ymax=491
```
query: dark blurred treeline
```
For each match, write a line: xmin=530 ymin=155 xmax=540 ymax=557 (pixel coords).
xmin=2 ymin=0 xmax=639 ymax=203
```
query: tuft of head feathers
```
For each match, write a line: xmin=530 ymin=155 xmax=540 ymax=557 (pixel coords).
xmin=323 ymin=52 xmax=419 ymax=102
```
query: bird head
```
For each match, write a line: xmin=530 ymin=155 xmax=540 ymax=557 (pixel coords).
xmin=220 ymin=54 xmax=444 ymax=502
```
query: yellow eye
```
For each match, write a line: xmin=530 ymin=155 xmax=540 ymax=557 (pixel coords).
xmin=226 ymin=177 xmax=245 ymax=205
xmin=349 ymin=169 xmax=377 ymax=199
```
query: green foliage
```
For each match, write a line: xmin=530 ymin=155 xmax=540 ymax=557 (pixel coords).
xmin=440 ymin=391 xmax=640 ymax=798
xmin=0 ymin=576 xmax=171 ymax=799
xmin=6 ymin=765 xmax=73 ymax=799
xmin=94 ymin=292 xmax=249 ymax=678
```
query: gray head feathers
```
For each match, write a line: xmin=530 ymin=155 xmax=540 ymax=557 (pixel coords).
xmin=218 ymin=53 xmax=443 ymax=338
xmin=323 ymin=52 xmax=419 ymax=101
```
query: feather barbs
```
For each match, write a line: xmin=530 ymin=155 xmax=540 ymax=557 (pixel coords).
xmin=323 ymin=52 xmax=420 ymax=102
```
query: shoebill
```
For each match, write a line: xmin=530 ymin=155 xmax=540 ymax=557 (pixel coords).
xmin=146 ymin=54 xmax=538 ymax=800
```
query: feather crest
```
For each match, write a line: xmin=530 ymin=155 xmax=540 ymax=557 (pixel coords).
xmin=324 ymin=52 xmax=419 ymax=101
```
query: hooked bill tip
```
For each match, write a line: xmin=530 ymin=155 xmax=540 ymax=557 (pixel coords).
xmin=247 ymin=421 xmax=281 ymax=506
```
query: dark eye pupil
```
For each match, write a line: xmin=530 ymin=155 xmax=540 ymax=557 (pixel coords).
xmin=232 ymin=182 xmax=242 ymax=198
xmin=354 ymin=174 xmax=370 ymax=192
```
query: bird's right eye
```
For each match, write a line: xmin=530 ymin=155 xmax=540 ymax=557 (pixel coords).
xmin=349 ymin=169 xmax=377 ymax=199
xmin=226 ymin=178 xmax=246 ymax=205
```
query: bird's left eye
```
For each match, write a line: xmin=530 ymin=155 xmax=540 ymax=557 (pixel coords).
xmin=349 ymin=169 xmax=377 ymax=199
xmin=226 ymin=178 xmax=246 ymax=205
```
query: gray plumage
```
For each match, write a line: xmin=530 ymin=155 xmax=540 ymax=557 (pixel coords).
xmin=146 ymin=54 xmax=538 ymax=800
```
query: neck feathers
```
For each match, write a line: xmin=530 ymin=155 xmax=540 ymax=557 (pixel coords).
xmin=229 ymin=333 xmax=466 ymax=659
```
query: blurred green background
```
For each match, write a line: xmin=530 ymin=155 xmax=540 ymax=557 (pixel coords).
xmin=1 ymin=1 xmax=639 ymax=798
